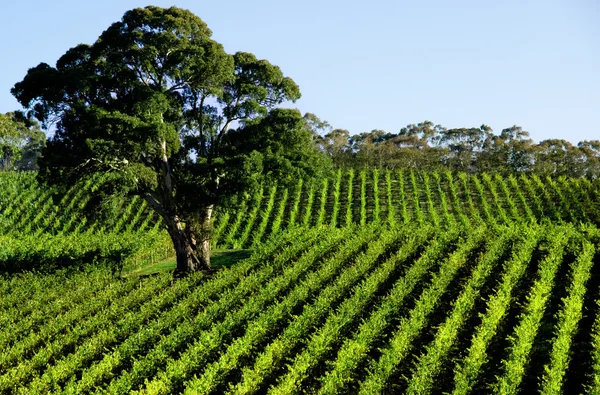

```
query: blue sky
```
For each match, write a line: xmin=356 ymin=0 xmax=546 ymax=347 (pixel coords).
xmin=1 ymin=0 xmax=598 ymax=143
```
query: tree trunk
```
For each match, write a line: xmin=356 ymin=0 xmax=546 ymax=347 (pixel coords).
xmin=199 ymin=205 xmax=213 ymax=270
xmin=165 ymin=214 xmax=211 ymax=277
xmin=151 ymin=138 xmax=215 ymax=277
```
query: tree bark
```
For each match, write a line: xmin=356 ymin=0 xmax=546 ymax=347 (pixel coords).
xmin=152 ymin=138 xmax=214 ymax=276
xmin=198 ymin=205 xmax=213 ymax=269
xmin=164 ymin=213 xmax=212 ymax=277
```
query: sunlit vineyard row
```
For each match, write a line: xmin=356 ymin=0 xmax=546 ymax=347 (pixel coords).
xmin=2 ymin=169 xmax=600 ymax=247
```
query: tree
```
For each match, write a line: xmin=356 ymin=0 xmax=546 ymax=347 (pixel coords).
xmin=226 ymin=108 xmax=330 ymax=183
xmin=319 ymin=128 xmax=352 ymax=167
xmin=492 ymin=125 xmax=534 ymax=173
xmin=303 ymin=112 xmax=332 ymax=137
xmin=438 ymin=125 xmax=493 ymax=172
xmin=533 ymin=139 xmax=581 ymax=177
xmin=390 ymin=121 xmax=447 ymax=170
xmin=398 ymin=121 xmax=444 ymax=148
xmin=301 ymin=113 xmax=351 ymax=167
xmin=350 ymin=129 xmax=394 ymax=167
xmin=0 ymin=112 xmax=45 ymax=171
xmin=578 ymin=140 xmax=600 ymax=178
xmin=12 ymin=6 xmax=319 ymax=275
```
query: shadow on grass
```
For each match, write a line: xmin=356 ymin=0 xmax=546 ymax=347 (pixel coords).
xmin=122 ymin=249 xmax=252 ymax=278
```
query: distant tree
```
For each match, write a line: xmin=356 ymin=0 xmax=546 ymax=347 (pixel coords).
xmin=578 ymin=140 xmax=600 ymax=178
xmin=319 ymin=128 xmax=353 ymax=167
xmin=398 ymin=121 xmax=444 ymax=148
xmin=12 ymin=6 xmax=322 ymax=275
xmin=303 ymin=112 xmax=332 ymax=137
xmin=533 ymin=139 xmax=582 ymax=177
xmin=438 ymin=125 xmax=493 ymax=172
xmin=496 ymin=126 xmax=534 ymax=173
xmin=476 ymin=125 xmax=534 ymax=174
xmin=0 ymin=112 xmax=45 ymax=171
xmin=301 ymin=113 xmax=344 ymax=168
xmin=391 ymin=121 xmax=447 ymax=170
xmin=350 ymin=129 xmax=394 ymax=167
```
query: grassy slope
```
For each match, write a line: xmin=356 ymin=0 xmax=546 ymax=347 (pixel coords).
xmin=121 ymin=249 xmax=252 ymax=277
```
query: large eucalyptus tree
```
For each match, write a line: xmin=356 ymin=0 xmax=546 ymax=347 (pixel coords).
xmin=12 ymin=6 xmax=321 ymax=275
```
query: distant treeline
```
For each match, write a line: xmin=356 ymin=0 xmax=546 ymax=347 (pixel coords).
xmin=312 ymin=119 xmax=600 ymax=177
xmin=4 ymin=110 xmax=599 ymax=179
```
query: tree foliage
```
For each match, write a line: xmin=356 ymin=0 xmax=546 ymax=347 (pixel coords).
xmin=0 ymin=112 xmax=45 ymax=171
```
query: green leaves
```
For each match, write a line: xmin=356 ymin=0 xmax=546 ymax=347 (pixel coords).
xmin=96 ymin=6 xmax=233 ymax=93
xmin=0 ymin=112 xmax=44 ymax=171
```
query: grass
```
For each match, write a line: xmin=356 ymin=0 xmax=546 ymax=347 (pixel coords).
xmin=122 ymin=249 xmax=252 ymax=277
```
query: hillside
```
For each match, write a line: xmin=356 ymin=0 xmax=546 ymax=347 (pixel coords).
xmin=3 ymin=170 xmax=600 ymax=392
xmin=1 ymin=223 xmax=600 ymax=393
xmin=3 ymin=169 xmax=600 ymax=243
xmin=2 ymin=169 xmax=599 ymax=274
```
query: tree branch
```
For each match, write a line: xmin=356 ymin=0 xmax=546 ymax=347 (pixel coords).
xmin=143 ymin=193 xmax=167 ymax=218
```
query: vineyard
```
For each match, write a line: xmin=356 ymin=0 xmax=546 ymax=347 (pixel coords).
xmin=2 ymin=170 xmax=600 ymax=393
xmin=2 ymin=169 xmax=600 ymax=246
xmin=1 ymin=223 xmax=600 ymax=393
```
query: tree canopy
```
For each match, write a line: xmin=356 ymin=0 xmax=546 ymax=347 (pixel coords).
xmin=0 ymin=112 xmax=45 ymax=171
